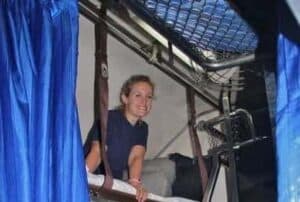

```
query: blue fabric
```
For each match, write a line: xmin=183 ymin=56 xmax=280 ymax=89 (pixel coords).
xmin=276 ymin=33 xmax=300 ymax=202
xmin=84 ymin=109 xmax=148 ymax=179
xmin=0 ymin=1 xmax=89 ymax=202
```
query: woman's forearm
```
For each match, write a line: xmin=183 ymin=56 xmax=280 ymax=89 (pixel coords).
xmin=128 ymin=145 xmax=146 ymax=184
xmin=128 ymin=157 xmax=143 ymax=182
xmin=86 ymin=141 xmax=102 ymax=172
xmin=128 ymin=149 xmax=148 ymax=202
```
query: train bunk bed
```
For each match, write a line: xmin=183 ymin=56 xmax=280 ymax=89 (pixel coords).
xmin=88 ymin=172 xmax=198 ymax=202
xmin=79 ymin=0 xmax=276 ymax=201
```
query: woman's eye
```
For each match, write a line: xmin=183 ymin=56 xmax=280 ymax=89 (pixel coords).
xmin=147 ymin=95 xmax=153 ymax=100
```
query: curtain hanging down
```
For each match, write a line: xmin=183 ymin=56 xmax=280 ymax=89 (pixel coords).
xmin=276 ymin=29 xmax=300 ymax=202
xmin=276 ymin=1 xmax=300 ymax=201
xmin=0 ymin=1 xmax=89 ymax=202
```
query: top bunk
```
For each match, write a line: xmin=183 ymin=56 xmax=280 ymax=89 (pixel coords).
xmin=78 ymin=0 xmax=276 ymax=110
xmin=79 ymin=0 xmax=276 ymax=72
xmin=121 ymin=0 xmax=257 ymax=64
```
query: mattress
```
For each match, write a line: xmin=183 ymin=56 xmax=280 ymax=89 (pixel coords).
xmin=87 ymin=172 xmax=198 ymax=202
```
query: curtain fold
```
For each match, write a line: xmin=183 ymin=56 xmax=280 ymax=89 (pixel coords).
xmin=276 ymin=33 xmax=300 ymax=202
xmin=0 ymin=1 xmax=89 ymax=202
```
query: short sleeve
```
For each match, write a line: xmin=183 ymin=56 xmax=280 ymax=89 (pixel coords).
xmin=89 ymin=120 xmax=101 ymax=141
xmin=83 ymin=120 xmax=101 ymax=157
xmin=134 ymin=123 xmax=148 ymax=148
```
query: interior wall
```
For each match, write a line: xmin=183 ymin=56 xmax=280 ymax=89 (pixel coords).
xmin=77 ymin=15 xmax=227 ymax=201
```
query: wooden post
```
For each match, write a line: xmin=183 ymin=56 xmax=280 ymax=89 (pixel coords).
xmin=186 ymin=87 xmax=208 ymax=194
xmin=94 ymin=3 xmax=113 ymax=189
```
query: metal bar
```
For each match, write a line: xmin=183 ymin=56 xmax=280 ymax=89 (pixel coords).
xmin=202 ymin=54 xmax=274 ymax=72
xmin=203 ymin=54 xmax=255 ymax=71
xmin=79 ymin=3 xmax=99 ymax=24
xmin=232 ymin=109 xmax=256 ymax=139
xmin=197 ymin=121 xmax=227 ymax=142
xmin=197 ymin=115 xmax=227 ymax=128
xmin=222 ymin=95 xmax=239 ymax=202
xmin=202 ymin=153 xmax=222 ymax=202
xmin=79 ymin=0 xmax=100 ymax=14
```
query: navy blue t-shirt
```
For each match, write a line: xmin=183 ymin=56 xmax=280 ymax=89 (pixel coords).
xmin=84 ymin=109 xmax=148 ymax=179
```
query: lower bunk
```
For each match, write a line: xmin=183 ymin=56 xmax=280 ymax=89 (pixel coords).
xmin=87 ymin=155 xmax=205 ymax=202
xmin=88 ymin=173 xmax=198 ymax=202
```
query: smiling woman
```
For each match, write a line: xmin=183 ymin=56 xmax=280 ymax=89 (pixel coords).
xmin=84 ymin=75 xmax=155 ymax=202
xmin=119 ymin=75 xmax=155 ymax=124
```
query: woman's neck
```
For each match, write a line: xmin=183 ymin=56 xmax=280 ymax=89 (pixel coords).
xmin=122 ymin=110 xmax=139 ymax=126
xmin=125 ymin=114 xmax=139 ymax=125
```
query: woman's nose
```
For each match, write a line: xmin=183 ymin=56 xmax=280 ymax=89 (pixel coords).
xmin=140 ymin=97 xmax=148 ymax=106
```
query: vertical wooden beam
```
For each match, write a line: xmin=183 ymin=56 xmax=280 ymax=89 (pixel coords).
xmin=186 ymin=87 xmax=208 ymax=194
xmin=94 ymin=3 xmax=113 ymax=189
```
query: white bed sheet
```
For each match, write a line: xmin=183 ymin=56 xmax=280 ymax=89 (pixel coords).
xmin=87 ymin=173 xmax=198 ymax=202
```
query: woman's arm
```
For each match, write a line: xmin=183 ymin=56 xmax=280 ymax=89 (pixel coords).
xmin=85 ymin=141 xmax=102 ymax=173
xmin=128 ymin=145 xmax=147 ymax=202
xmin=128 ymin=145 xmax=146 ymax=180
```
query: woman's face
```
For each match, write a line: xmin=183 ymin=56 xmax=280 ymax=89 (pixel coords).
xmin=122 ymin=81 xmax=154 ymax=123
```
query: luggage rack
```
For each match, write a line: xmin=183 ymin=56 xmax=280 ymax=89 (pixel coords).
xmin=120 ymin=0 xmax=260 ymax=71
xmin=78 ymin=0 xmax=269 ymax=93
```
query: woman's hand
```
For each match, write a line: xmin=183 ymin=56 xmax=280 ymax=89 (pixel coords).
xmin=135 ymin=184 xmax=148 ymax=202
xmin=128 ymin=146 xmax=147 ymax=201
xmin=128 ymin=179 xmax=148 ymax=202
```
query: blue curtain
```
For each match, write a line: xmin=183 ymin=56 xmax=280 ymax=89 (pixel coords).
xmin=0 ymin=1 xmax=89 ymax=202
xmin=276 ymin=33 xmax=300 ymax=201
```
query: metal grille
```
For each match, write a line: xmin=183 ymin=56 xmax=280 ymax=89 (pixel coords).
xmin=126 ymin=0 xmax=258 ymax=54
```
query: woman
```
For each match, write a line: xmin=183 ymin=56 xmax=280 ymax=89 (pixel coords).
xmin=85 ymin=75 xmax=155 ymax=202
